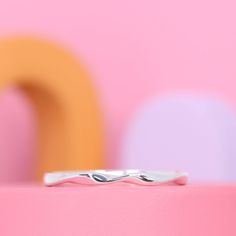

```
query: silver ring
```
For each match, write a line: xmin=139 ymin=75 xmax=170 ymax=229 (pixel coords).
xmin=44 ymin=170 xmax=188 ymax=186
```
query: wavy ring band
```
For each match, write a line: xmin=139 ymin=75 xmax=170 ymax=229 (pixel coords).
xmin=44 ymin=170 xmax=188 ymax=186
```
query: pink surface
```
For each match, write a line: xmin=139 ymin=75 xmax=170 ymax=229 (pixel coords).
xmin=0 ymin=87 xmax=36 ymax=182
xmin=1 ymin=1 xmax=236 ymax=166
xmin=0 ymin=184 xmax=235 ymax=235
xmin=122 ymin=93 xmax=236 ymax=181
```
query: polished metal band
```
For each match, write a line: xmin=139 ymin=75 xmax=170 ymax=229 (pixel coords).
xmin=44 ymin=170 xmax=188 ymax=186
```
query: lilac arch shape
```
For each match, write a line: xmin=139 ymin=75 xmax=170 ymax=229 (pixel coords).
xmin=121 ymin=93 xmax=236 ymax=181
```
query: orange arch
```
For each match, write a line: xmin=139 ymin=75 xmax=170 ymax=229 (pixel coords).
xmin=0 ymin=37 xmax=104 ymax=179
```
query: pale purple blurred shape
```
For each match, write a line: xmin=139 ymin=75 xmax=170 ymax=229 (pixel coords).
xmin=122 ymin=93 xmax=236 ymax=181
xmin=0 ymin=87 xmax=36 ymax=183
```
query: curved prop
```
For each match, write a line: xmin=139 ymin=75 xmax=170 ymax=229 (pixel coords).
xmin=0 ymin=37 xmax=104 ymax=179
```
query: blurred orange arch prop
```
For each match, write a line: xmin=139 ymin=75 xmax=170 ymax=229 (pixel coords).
xmin=0 ymin=37 xmax=104 ymax=179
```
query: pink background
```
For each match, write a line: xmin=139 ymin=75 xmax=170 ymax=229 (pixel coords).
xmin=0 ymin=3 xmax=236 ymax=235
xmin=0 ymin=0 xmax=236 ymax=168
xmin=0 ymin=87 xmax=36 ymax=182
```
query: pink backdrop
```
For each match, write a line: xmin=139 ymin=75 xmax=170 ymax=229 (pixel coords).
xmin=0 ymin=0 xmax=236 ymax=167
xmin=0 ymin=87 xmax=36 ymax=182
